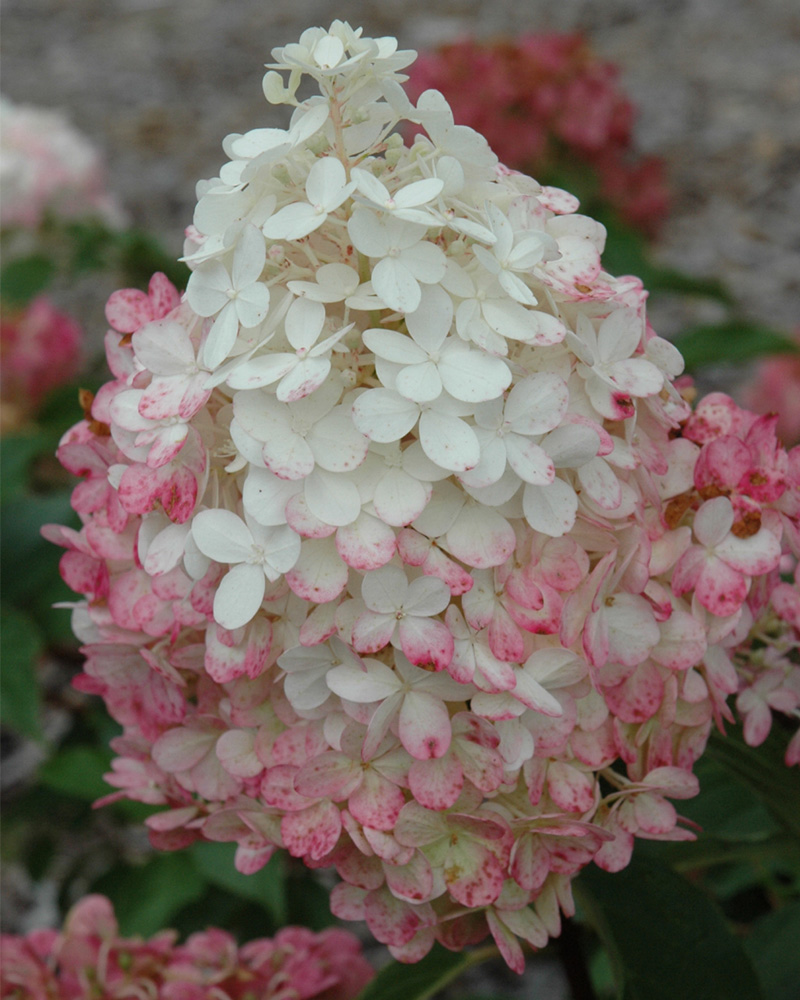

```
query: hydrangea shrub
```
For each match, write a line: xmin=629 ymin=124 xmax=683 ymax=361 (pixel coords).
xmin=44 ymin=22 xmax=800 ymax=973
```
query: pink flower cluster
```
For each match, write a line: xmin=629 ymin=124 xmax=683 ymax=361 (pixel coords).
xmin=43 ymin=23 xmax=799 ymax=974
xmin=0 ymin=96 xmax=124 ymax=230
xmin=0 ymin=895 xmax=374 ymax=1000
xmin=407 ymin=34 xmax=670 ymax=236
xmin=744 ymin=332 xmax=800 ymax=448
xmin=680 ymin=393 xmax=800 ymax=762
xmin=0 ymin=296 xmax=84 ymax=430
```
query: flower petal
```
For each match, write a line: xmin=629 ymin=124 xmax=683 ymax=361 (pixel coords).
xmin=213 ymin=563 xmax=266 ymax=630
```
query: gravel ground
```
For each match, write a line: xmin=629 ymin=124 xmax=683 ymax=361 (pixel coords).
xmin=2 ymin=1 xmax=799 ymax=993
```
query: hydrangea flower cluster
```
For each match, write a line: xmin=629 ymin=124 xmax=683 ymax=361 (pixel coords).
xmin=1 ymin=296 xmax=84 ymax=430
xmin=0 ymin=894 xmax=374 ymax=1000
xmin=45 ymin=23 xmax=800 ymax=972
xmin=0 ymin=96 xmax=124 ymax=230
xmin=406 ymin=34 xmax=670 ymax=236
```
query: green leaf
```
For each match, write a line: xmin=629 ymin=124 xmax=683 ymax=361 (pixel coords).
xmin=92 ymin=852 xmax=206 ymax=937
xmin=285 ymin=870 xmax=337 ymax=930
xmin=672 ymin=321 xmax=800 ymax=371
xmin=113 ymin=229 xmax=189 ymax=291
xmin=29 ymin=574 xmax=80 ymax=649
xmin=357 ymin=945 xmax=487 ymax=1000
xmin=678 ymin=756 xmax=780 ymax=842
xmin=745 ymin=902 xmax=800 ymax=1000
xmin=64 ymin=220 xmax=116 ymax=274
xmin=38 ymin=745 xmax=113 ymax=801
xmin=0 ymin=602 xmax=44 ymax=739
xmin=641 ymin=833 xmax=800 ymax=874
xmin=575 ymin=854 xmax=764 ymax=1000
xmin=189 ymin=841 xmax=287 ymax=926
xmin=0 ymin=254 xmax=56 ymax=305
xmin=706 ymin=726 xmax=800 ymax=838
xmin=0 ymin=491 xmax=76 ymax=603
xmin=0 ymin=433 xmax=53 ymax=499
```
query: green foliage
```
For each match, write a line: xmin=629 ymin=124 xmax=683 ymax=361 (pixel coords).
xmin=679 ymin=754 xmax=781 ymax=842
xmin=60 ymin=220 xmax=189 ymax=291
xmin=357 ymin=945 xmax=491 ymax=1000
xmin=0 ymin=490 xmax=78 ymax=650
xmin=745 ymin=902 xmax=800 ymax=1000
xmin=1 ymin=431 xmax=56 ymax=500
xmin=284 ymin=869 xmax=338 ymax=930
xmin=0 ymin=602 xmax=44 ymax=739
xmin=38 ymin=745 xmax=115 ymax=801
xmin=113 ymin=228 xmax=189 ymax=291
xmin=576 ymin=854 xmax=764 ymax=1000
xmin=705 ymin=725 xmax=800 ymax=839
xmin=672 ymin=321 xmax=800 ymax=372
xmin=190 ymin=842 xmax=288 ymax=927
xmin=93 ymin=852 xmax=207 ymax=937
xmin=0 ymin=253 xmax=56 ymax=305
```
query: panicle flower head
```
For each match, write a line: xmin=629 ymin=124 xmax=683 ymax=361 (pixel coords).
xmin=44 ymin=23 xmax=800 ymax=973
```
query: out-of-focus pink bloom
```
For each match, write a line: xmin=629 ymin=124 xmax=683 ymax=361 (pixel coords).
xmin=0 ymin=96 xmax=125 ymax=229
xmin=744 ymin=333 xmax=800 ymax=447
xmin=0 ymin=895 xmax=374 ymax=999
xmin=0 ymin=296 xmax=83 ymax=428
xmin=407 ymin=34 xmax=670 ymax=236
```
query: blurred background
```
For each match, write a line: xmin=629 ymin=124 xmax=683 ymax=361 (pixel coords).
xmin=2 ymin=0 xmax=799 ymax=332
xmin=2 ymin=2 xmax=800 ymax=997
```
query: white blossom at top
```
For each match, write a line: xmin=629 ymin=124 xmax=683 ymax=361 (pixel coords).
xmin=459 ymin=372 xmax=570 ymax=488
xmin=347 ymin=209 xmax=447 ymax=313
xmin=350 ymin=168 xmax=444 ymax=226
xmin=263 ymin=157 xmax=355 ymax=241
xmin=364 ymin=285 xmax=511 ymax=404
xmin=471 ymin=202 xmax=557 ymax=306
xmin=186 ymin=224 xmax=270 ymax=369
xmin=225 ymin=297 xmax=353 ymax=401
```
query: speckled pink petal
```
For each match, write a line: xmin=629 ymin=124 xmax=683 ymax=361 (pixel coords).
xmin=285 ymin=537 xmax=348 ymax=603
xmin=281 ymin=799 xmax=341 ymax=860
xmin=364 ymin=887 xmax=426 ymax=947
xmin=105 ymin=287 xmax=152 ymax=333
xmin=335 ymin=512 xmax=396 ymax=570
xmin=397 ymin=615 xmax=454 ymax=671
xmin=398 ymin=690 xmax=452 ymax=759
xmin=348 ymin=769 xmax=405 ymax=831
xmin=604 ymin=660 xmax=665 ymax=724
xmin=408 ymin=752 xmax=463 ymax=810
xmin=546 ymin=760 xmax=596 ymax=814
xmin=694 ymin=556 xmax=748 ymax=617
